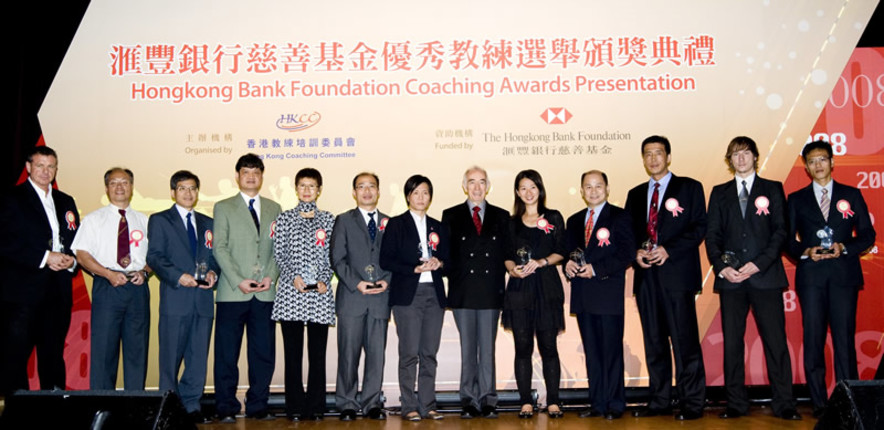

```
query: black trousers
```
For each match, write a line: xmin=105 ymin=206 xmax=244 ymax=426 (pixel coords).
xmin=280 ymin=320 xmax=329 ymax=418
xmin=719 ymin=288 xmax=795 ymax=415
xmin=635 ymin=273 xmax=706 ymax=413
xmin=0 ymin=297 xmax=71 ymax=395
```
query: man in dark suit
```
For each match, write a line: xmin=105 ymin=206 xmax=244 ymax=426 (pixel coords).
xmin=624 ymin=135 xmax=707 ymax=420
xmin=330 ymin=172 xmax=392 ymax=421
xmin=787 ymin=140 xmax=875 ymax=417
xmin=706 ymin=137 xmax=799 ymax=421
xmin=441 ymin=166 xmax=510 ymax=419
xmin=212 ymin=153 xmax=281 ymax=423
xmin=564 ymin=170 xmax=634 ymax=420
xmin=146 ymin=170 xmax=219 ymax=424
xmin=0 ymin=146 xmax=79 ymax=396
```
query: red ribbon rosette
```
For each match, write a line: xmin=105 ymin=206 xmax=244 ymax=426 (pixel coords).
xmin=270 ymin=220 xmax=277 ymax=238
xmin=536 ymin=217 xmax=555 ymax=234
xmin=596 ymin=228 xmax=611 ymax=247
xmin=315 ymin=229 xmax=328 ymax=246
xmin=428 ymin=232 xmax=440 ymax=251
xmin=754 ymin=196 xmax=770 ymax=216
xmin=130 ymin=230 xmax=144 ymax=247
xmin=205 ymin=230 xmax=213 ymax=249
xmin=379 ymin=217 xmax=389 ymax=231
xmin=836 ymin=199 xmax=854 ymax=219
xmin=65 ymin=211 xmax=77 ymax=230
xmin=664 ymin=198 xmax=684 ymax=217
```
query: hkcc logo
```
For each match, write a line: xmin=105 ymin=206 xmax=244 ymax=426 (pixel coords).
xmin=277 ymin=112 xmax=321 ymax=132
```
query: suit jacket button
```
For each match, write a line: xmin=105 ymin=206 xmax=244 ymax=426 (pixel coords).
xmin=485 ymin=270 xmax=489 ymax=274
xmin=462 ymin=236 xmax=466 ymax=241
xmin=469 ymin=253 xmax=474 ymax=257
xmin=470 ymin=269 xmax=474 ymax=274
xmin=742 ymin=249 xmax=747 ymax=253
xmin=485 ymin=253 xmax=489 ymax=257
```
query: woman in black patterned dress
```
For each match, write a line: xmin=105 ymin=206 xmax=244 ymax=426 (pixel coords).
xmin=272 ymin=168 xmax=336 ymax=421
xmin=502 ymin=169 xmax=567 ymax=419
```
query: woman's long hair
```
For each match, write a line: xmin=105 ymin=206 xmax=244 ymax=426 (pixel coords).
xmin=512 ymin=169 xmax=548 ymax=219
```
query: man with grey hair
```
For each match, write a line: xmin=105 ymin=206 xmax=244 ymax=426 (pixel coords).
xmin=72 ymin=167 xmax=151 ymax=390
xmin=442 ymin=166 xmax=511 ymax=419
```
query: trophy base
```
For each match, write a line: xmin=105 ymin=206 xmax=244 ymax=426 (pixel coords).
xmin=250 ymin=282 xmax=259 ymax=288
xmin=305 ymin=284 xmax=318 ymax=291
xmin=366 ymin=283 xmax=380 ymax=289
xmin=196 ymin=279 xmax=209 ymax=286
xmin=815 ymin=248 xmax=835 ymax=255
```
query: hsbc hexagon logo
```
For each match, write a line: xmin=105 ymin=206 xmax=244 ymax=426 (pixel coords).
xmin=540 ymin=107 xmax=572 ymax=124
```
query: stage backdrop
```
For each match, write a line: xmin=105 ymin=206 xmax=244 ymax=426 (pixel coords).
xmin=34 ymin=0 xmax=880 ymax=405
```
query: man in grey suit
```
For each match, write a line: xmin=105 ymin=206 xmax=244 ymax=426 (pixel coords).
xmin=146 ymin=170 xmax=219 ymax=424
xmin=441 ymin=166 xmax=510 ymax=419
xmin=330 ymin=172 xmax=392 ymax=421
xmin=212 ymin=154 xmax=281 ymax=423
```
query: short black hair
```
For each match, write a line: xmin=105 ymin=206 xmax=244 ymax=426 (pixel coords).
xmin=170 ymin=170 xmax=200 ymax=190
xmin=26 ymin=146 xmax=58 ymax=162
xmin=403 ymin=174 xmax=433 ymax=201
xmin=801 ymin=140 xmax=833 ymax=161
xmin=580 ymin=170 xmax=608 ymax=186
xmin=235 ymin=153 xmax=264 ymax=172
xmin=295 ymin=167 xmax=323 ymax=187
xmin=352 ymin=172 xmax=379 ymax=189
xmin=104 ymin=167 xmax=134 ymax=186
xmin=641 ymin=135 xmax=671 ymax=155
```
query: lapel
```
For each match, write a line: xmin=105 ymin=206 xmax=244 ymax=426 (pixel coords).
xmin=258 ymin=197 xmax=275 ymax=239
xmin=22 ymin=183 xmax=52 ymax=229
xmin=657 ymin=174 xmax=681 ymax=230
xmin=723 ymin=179 xmax=742 ymax=220
xmin=585 ymin=205 xmax=611 ymax=255
xmin=194 ymin=212 xmax=211 ymax=261
xmin=350 ymin=208 xmax=373 ymax=247
xmin=803 ymin=183 xmax=827 ymax=225
xmin=232 ymin=194 xmax=259 ymax=238
xmin=827 ymin=181 xmax=845 ymax=229
xmin=461 ymin=202 xmax=480 ymax=238
xmin=164 ymin=205 xmax=193 ymax=253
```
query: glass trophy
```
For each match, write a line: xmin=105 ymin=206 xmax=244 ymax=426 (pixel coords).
xmin=365 ymin=264 xmax=380 ymax=289
xmin=303 ymin=264 xmax=318 ymax=290
xmin=418 ymin=242 xmax=429 ymax=263
xmin=816 ymin=226 xmax=835 ymax=254
xmin=250 ymin=263 xmax=264 ymax=288
xmin=515 ymin=246 xmax=532 ymax=271
xmin=641 ymin=237 xmax=657 ymax=264
xmin=721 ymin=251 xmax=741 ymax=268
xmin=195 ymin=261 xmax=209 ymax=286
xmin=569 ymin=249 xmax=586 ymax=273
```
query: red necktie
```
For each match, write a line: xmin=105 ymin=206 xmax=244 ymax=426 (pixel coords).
xmin=472 ymin=206 xmax=482 ymax=235
xmin=584 ymin=209 xmax=594 ymax=247
xmin=647 ymin=183 xmax=659 ymax=244
xmin=117 ymin=209 xmax=130 ymax=268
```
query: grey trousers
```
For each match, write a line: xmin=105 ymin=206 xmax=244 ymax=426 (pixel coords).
xmin=392 ymin=283 xmax=444 ymax=416
xmin=453 ymin=308 xmax=500 ymax=409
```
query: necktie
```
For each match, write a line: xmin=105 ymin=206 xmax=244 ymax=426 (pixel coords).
xmin=585 ymin=208 xmax=594 ymax=247
xmin=820 ymin=188 xmax=830 ymax=221
xmin=739 ymin=180 xmax=749 ymax=218
xmin=187 ymin=212 xmax=198 ymax=258
xmin=248 ymin=198 xmax=260 ymax=232
xmin=472 ymin=206 xmax=482 ymax=236
xmin=647 ymin=182 xmax=659 ymax=244
xmin=117 ymin=209 xmax=130 ymax=268
xmin=368 ymin=212 xmax=377 ymax=242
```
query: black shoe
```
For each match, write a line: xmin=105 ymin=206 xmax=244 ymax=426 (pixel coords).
xmin=366 ymin=408 xmax=387 ymax=420
xmin=246 ymin=411 xmax=276 ymax=421
xmin=578 ymin=409 xmax=602 ymax=418
xmin=187 ymin=411 xmax=211 ymax=424
xmin=340 ymin=409 xmax=357 ymax=421
xmin=481 ymin=405 xmax=498 ymax=419
xmin=518 ymin=405 xmax=534 ymax=419
xmin=633 ymin=407 xmax=671 ymax=417
xmin=777 ymin=408 xmax=802 ymax=420
xmin=604 ymin=410 xmax=623 ymax=420
xmin=312 ymin=413 xmax=324 ymax=421
xmin=218 ymin=414 xmax=236 ymax=423
xmin=547 ymin=406 xmax=564 ymax=419
xmin=813 ymin=406 xmax=825 ymax=418
xmin=288 ymin=415 xmax=300 ymax=422
xmin=719 ymin=408 xmax=745 ymax=419
xmin=461 ymin=405 xmax=480 ymax=419
xmin=675 ymin=409 xmax=703 ymax=420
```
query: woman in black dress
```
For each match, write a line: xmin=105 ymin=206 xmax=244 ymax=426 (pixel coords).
xmin=503 ymin=169 xmax=567 ymax=419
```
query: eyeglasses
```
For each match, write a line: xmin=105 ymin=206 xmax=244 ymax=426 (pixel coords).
xmin=176 ymin=186 xmax=198 ymax=193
